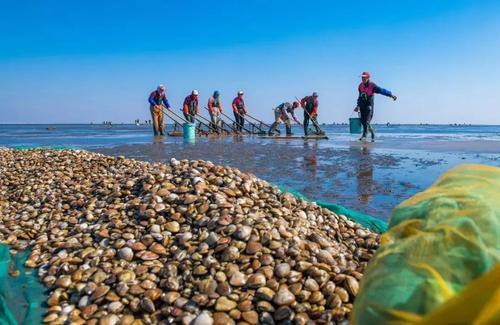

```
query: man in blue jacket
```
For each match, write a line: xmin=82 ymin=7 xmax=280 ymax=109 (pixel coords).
xmin=148 ymin=84 xmax=171 ymax=136
xmin=355 ymin=72 xmax=397 ymax=141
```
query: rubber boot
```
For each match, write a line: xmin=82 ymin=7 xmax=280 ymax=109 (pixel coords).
xmin=369 ymin=125 xmax=375 ymax=142
xmin=359 ymin=130 xmax=366 ymax=141
xmin=286 ymin=125 xmax=293 ymax=136
xmin=268 ymin=122 xmax=278 ymax=136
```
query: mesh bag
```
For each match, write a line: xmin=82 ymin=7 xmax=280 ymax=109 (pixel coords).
xmin=352 ymin=164 xmax=500 ymax=324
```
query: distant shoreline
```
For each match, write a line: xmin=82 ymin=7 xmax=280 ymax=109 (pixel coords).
xmin=1 ymin=123 xmax=499 ymax=127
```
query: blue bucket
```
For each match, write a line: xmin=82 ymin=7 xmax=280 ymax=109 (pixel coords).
xmin=183 ymin=123 xmax=196 ymax=140
xmin=349 ymin=117 xmax=362 ymax=134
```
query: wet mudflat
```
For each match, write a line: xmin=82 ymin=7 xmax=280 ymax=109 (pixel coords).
xmin=94 ymin=136 xmax=500 ymax=220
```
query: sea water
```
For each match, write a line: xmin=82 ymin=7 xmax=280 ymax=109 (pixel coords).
xmin=1 ymin=123 xmax=499 ymax=149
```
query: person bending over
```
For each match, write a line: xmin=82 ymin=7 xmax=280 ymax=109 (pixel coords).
xmin=300 ymin=92 xmax=321 ymax=136
xmin=268 ymin=101 xmax=301 ymax=136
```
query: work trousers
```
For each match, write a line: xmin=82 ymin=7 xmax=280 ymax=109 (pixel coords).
xmin=274 ymin=110 xmax=291 ymax=128
xmin=184 ymin=112 xmax=195 ymax=123
xmin=149 ymin=105 xmax=164 ymax=135
xmin=303 ymin=110 xmax=320 ymax=135
xmin=360 ymin=105 xmax=374 ymax=138
xmin=234 ymin=111 xmax=245 ymax=131
xmin=210 ymin=111 xmax=221 ymax=131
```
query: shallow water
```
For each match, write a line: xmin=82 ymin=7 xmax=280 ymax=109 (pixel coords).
xmin=2 ymin=123 xmax=500 ymax=151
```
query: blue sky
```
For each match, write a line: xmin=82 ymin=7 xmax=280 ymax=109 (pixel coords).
xmin=0 ymin=0 xmax=499 ymax=124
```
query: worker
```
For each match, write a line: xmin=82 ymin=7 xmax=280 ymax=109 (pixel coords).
xmin=232 ymin=91 xmax=246 ymax=132
xmin=148 ymin=84 xmax=170 ymax=136
xmin=208 ymin=91 xmax=223 ymax=131
xmin=183 ymin=90 xmax=199 ymax=123
xmin=268 ymin=101 xmax=301 ymax=136
xmin=354 ymin=71 xmax=397 ymax=142
xmin=300 ymin=92 xmax=322 ymax=136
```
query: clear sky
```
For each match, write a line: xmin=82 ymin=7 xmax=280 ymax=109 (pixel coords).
xmin=1 ymin=0 xmax=499 ymax=124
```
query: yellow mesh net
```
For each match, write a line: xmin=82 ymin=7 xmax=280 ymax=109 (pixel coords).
xmin=351 ymin=164 xmax=500 ymax=324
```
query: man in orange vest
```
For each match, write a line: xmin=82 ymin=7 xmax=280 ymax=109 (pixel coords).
xmin=208 ymin=90 xmax=223 ymax=131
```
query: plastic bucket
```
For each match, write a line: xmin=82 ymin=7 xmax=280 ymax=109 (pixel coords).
xmin=349 ymin=117 xmax=362 ymax=134
xmin=183 ymin=123 xmax=196 ymax=140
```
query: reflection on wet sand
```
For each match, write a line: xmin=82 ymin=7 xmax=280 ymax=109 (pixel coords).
xmin=352 ymin=144 xmax=374 ymax=205
xmin=231 ymin=135 xmax=244 ymax=143
xmin=303 ymin=142 xmax=318 ymax=177
xmin=151 ymin=136 xmax=166 ymax=162
xmin=152 ymin=136 xmax=165 ymax=144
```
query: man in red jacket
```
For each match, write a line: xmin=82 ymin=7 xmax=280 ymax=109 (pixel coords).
xmin=354 ymin=72 xmax=397 ymax=141
xmin=300 ymin=92 xmax=322 ymax=136
xmin=232 ymin=91 xmax=246 ymax=132
xmin=183 ymin=90 xmax=199 ymax=123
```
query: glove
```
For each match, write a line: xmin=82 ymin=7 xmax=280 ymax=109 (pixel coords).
xmin=354 ymin=106 xmax=359 ymax=112
xmin=392 ymin=95 xmax=397 ymax=101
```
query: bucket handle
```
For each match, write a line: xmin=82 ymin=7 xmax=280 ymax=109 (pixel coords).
xmin=350 ymin=108 xmax=361 ymax=118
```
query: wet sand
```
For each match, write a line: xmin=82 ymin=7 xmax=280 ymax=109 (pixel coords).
xmin=94 ymin=136 xmax=499 ymax=220
xmin=359 ymin=138 xmax=500 ymax=154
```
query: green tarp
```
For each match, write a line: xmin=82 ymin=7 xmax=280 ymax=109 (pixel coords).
xmin=0 ymin=146 xmax=68 ymax=324
xmin=0 ymin=245 xmax=45 ymax=325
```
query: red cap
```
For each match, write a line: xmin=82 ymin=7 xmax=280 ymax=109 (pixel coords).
xmin=361 ymin=71 xmax=371 ymax=78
